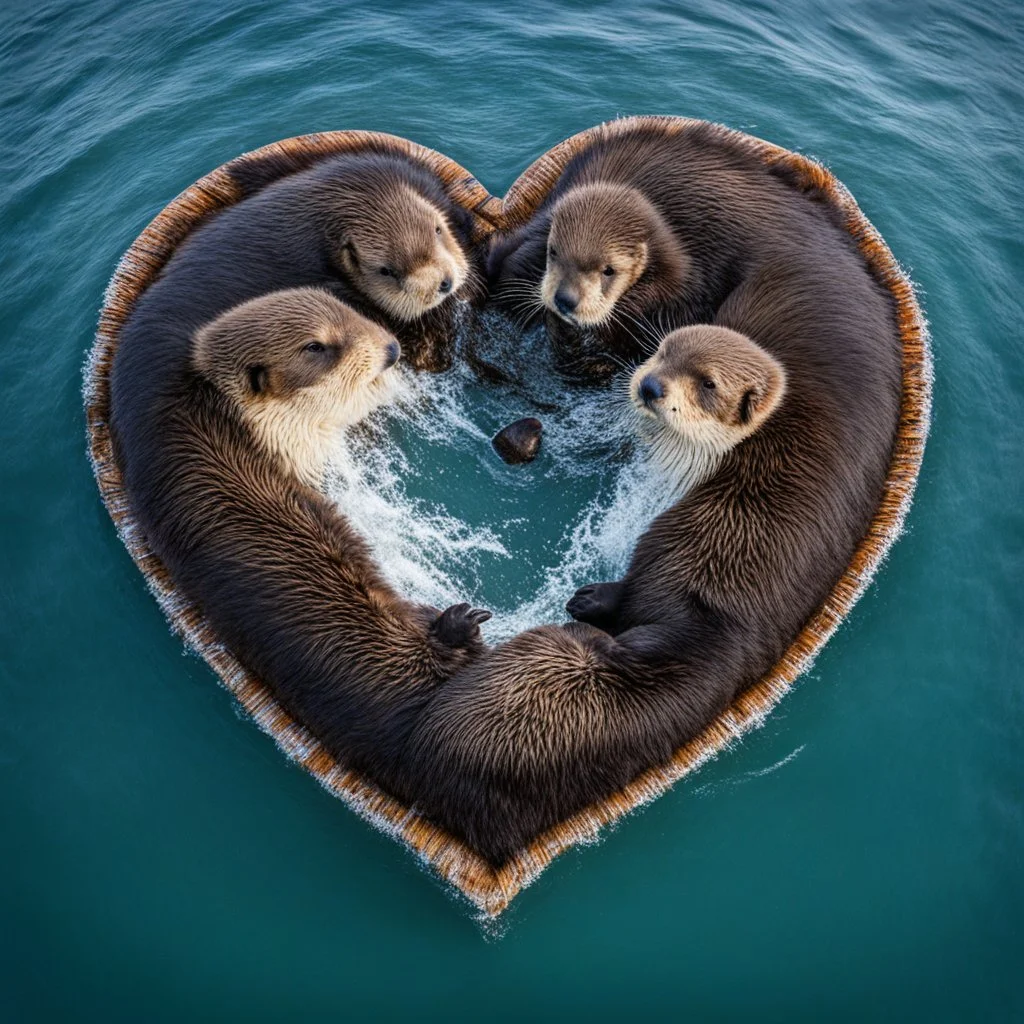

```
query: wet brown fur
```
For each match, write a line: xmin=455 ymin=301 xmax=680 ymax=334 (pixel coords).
xmin=192 ymin=288 xmax=402 ymax=487
xmin=109 ymin=287 xmax=489 ymax=793
xmin=406 ymin=159 xmax=903 ymax=864
xmin=122 ymin=151 xmax=480 ymax=390
xmin=488 ymin=122 xmax=866 ymax=378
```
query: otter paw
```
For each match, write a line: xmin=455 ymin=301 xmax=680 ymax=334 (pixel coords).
xmin=431 ymin=602 xmax=492 ymax=647
xmin=566 ymin=581 xmax=623 ymax=625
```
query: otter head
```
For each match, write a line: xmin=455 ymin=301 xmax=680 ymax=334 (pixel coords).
xmin=193 ymin=287 xmax=401 ymax=486
xmin=630 ymin=325 xmax=786 ymax=477
xmin=328 ymin=181 xmax=469 ymax=323
xmin=541 ymin=183 xmax=687 ymax=327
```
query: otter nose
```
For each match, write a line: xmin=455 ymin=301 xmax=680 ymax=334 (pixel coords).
xmin=383 ymin=340 xmax=401 ymax=368
xmin=438 ymin=278 xmax=452 ymax=295
xmin=638 ymin=374 xmax=665 ymax=407
xmin=554 ymin=289 xmax=578 ymax=316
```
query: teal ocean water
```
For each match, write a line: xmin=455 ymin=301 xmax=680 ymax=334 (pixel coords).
xmin=2 ymin=1 xmax=1022 ymax=1020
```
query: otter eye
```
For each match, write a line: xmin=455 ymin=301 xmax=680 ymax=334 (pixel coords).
xmin=379 ymin=266 xmax=392 ymax=277
xmin=549 ymin=247 xmax=557 ymax=259
xmin=435 ymin=225 xmax=442 ymax=235
xmin=702 ymin=379 xmax=717 ymax=391
xmin=603 ymin=266 xmax=615 ymax=277
xmin=303 ymin=341 xmax=326 ymax=354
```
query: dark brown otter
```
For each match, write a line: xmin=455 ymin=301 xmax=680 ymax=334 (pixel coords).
xmin=487 ymin=121 xmax=859 ymax=379
xmin=109 ymin=286 xmax=490 ymax=793
xmin=404 ymin=215 xmax=902 ymax=865
xmin=123 ymin=149 xmax=480 ymax=398
xmin=191 ymin=287 xmax=404 ymax=487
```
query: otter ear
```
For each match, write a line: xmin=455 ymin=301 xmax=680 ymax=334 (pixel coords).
xmin=737 ymin=388 xmax=760 ymax=426
xmin=247 ymin=364 xmax=269 ymax=395
xmin=737 ymin=363 xmax=786 ymax=429
xmin=338 ymin=239 xmax=359 ymax=275
xmin=632 ymin=241 xmax=650 ymax=280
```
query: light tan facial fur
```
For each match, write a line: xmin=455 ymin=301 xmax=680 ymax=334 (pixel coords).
xmin=193 ymin=288 xmax=400 ymax=487
xmin=540 ymin=183 xmax=678 ymax=326
xmin=335 ymin=184 xmax=468 ymax=323
xmin=630 ymin=325 xmax=786 ymax=487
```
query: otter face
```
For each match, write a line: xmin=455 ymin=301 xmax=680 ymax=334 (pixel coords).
xmin=335 ymin=186 xmax=468 ymax=323
xmin=630 ymin=325 xmax=786 ymax=452
xmin=540 ymin=184 xmax=672 ymax=327
xmin=193 ymin=288 xmax=401 ymax=485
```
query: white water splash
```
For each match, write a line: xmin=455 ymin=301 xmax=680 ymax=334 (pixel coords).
xmin=324 ymin=313 xmax=686 ymax=641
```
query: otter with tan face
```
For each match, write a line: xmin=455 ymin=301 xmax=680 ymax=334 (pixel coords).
xmin=193 ymin=288 xmax=401 ymax=487
xmin=540 ymin=183 xmax=688 ymax=332
xmin=626 ymin=324 xmax=786 ymax=489
xmin=404 ymin=221 xmax=901 ymax=864
xmin=110 ymin=285 xmax=490 ymax=800
xmin=117 ymin=151 xmax=477 ymax=394
xmin=320 ymin=165 xmax=470 ymax=326
xmin=489 ymin=122 xmax=857 ymax=378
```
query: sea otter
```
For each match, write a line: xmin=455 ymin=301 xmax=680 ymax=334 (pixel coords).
xmin=127 ymin=149 xmax=477 ymax=390
xmin=403 ymin=225 xmax=902 ymax=864
xmin=110 ymin=287 xmax=490 ymax=792
xmin=191 ymin=287 xmax=402 ymax=487
xmin=487 ymin=121 xmax=858 ymax=379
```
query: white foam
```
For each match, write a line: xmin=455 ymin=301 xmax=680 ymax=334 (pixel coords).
xmin=325 ymin=369 xmax=509 ymax=614
xmin=324 ymin=313 xmax=684 ymax=641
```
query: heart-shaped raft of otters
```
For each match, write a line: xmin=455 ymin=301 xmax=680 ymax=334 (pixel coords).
xmin=86 ymin=117 xmax=932 ymax=918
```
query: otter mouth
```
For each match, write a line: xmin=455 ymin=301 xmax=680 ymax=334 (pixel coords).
xmin=551 ymin=309 xmax=605 ymax=329
xmin=547 ymin=304 xmax=611 ymax=329
xmin=373 ymin=354 xmax=401 ymax=383
xmin=631 ymin=395 xmax=662 ymax=421
xmin=383 ymin=296 xmax=441 ymax=322
xmin=421 ymin=288 xmax=462 ymax=314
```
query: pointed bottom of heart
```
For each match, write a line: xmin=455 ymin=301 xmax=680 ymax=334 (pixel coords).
xmin=85 ymin=118 xmax=931 ymax=916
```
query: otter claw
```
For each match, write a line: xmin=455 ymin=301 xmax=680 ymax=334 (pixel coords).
xmin=566 ymin=581 xmax=623 ymax=626
xmin=566 ymin=592 xmax=601 ymax=621
xmin=432 ymin=602 xmax=492 ymax=647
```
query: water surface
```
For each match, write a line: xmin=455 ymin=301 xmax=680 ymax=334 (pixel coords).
xmin=1 ymin=1 xmax=1021 ymax=1020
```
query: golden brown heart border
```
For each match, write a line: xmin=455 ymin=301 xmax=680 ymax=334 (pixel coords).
xmin=84 ymin=116 xmax=932 ymax=918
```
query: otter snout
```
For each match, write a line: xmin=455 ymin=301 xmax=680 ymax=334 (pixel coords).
xmin=405 ymin=259 xmax=462 ymax=312
xmin=554 ymin=287 xmax=579 ymax=318
xmin=638 ymin=374 xmax=665 ymax=408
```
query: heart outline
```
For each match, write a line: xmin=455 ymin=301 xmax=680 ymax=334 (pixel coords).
xmin=85 ymin=117 xmax=931 ymax=917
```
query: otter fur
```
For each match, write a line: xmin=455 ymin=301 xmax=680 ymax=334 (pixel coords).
xmin=405 ymin=212 xmax=902 ymax=865
xmin=192 ymin=288 xmax=403 ymax=487
xmin=110 ymin=286 xmax=490 ymax=793
xmin=488 ymin=122 xmax=864 ymax=378
xmin=123 ymin=149 xmax=478 ymax=402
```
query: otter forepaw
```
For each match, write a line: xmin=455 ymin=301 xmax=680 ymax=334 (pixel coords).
xmin=432 ymin=602 xmax=492 ymax=647
xmin=566 ymin=581 xmax=624 ymax=626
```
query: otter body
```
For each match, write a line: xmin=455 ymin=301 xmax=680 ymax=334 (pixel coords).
xmin=489 ymin=122 xmax=862 ymax=377
xmin=115 ymin=151 xmax=476 ymax=453
xmin=110 ymin=287 xmax=489 ymax=792
xmin=406 ymin=202 xmax=902 ymax=864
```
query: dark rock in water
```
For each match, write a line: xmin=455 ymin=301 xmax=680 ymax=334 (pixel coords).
xmin=492 ymin=417 xmax=543 ymax=465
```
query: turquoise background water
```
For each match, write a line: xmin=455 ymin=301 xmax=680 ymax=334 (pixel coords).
xmin=2 ymin=1 xmax=1022 ymax=1020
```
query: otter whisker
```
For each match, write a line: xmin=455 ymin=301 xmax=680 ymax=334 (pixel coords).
xmin=505 ymin=295 xmax=547 ymax=330
xmin=609 ymin=308 xmax=657 ymax=358
xmin=613 ymin=307 xmax=663 ymax=354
